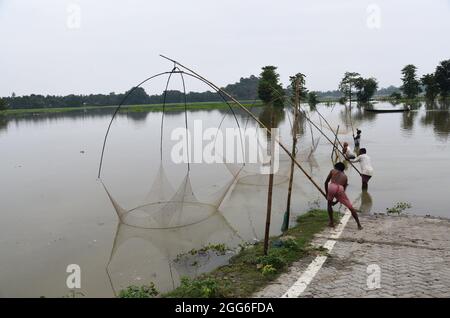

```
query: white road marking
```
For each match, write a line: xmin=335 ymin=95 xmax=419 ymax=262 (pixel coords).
xmin=281 ymin=209 xmax=351 ymax=298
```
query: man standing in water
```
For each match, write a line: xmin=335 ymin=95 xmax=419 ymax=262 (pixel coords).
xmin=353 ymin=129 xmax=362 ymax=152
xmin=350 ymin=148 xmax=373 ymax=190
xmin=324 ymin=162 xmax=362 ymax=230
xmin=342 ymin=142 xmax=356 ymax=159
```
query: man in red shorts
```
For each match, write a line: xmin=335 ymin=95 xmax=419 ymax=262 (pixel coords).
xmin=324 ymin=162 xmax=362 ymax=230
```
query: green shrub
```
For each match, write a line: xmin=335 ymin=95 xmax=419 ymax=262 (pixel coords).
xmin=282 ymin=238 xmax=299 ymax=250
xmin=119 ymin=283 xmax=159 ymax=298
xmin=171 ymin=277 xmax=226 ymax=298
xmin=261 ymin=265 xmax=277 ymax=277
xmin=256 ymin=254 xmax=286 ymax=269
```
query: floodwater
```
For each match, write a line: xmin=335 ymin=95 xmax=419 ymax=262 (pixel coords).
xmin=0 ymin=101 xmax=449 ymax=297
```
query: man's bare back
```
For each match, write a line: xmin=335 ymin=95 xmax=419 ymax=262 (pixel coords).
xmin=329 ymin=168 xmax=348 ymax=187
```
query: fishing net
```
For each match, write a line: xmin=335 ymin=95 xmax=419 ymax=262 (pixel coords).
xmin=106 ymin=212 xmax=243 ymax=295
xmin=221 ymin=104 xmax=321 ymax=187
xmin=98 ymin=68 xmax=245 ymax=229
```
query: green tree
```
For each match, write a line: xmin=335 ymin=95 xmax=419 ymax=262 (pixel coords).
xmin=355 ymin=77 xmax=378 ymax=103
xmin=435 ymin=59 xmax=450 ymax=98
xmin=421 ymin=73 xmax=439 ymax=101
xmin=0 ymin=98 xmax=7 ymax=111
xmin=258 ymin=66 xmax=284 ymax=107
xmin=400 ymin=64 xmax=421 ymax=99
xmin=123 ymin=87 xmax=150 ymax=105
xmin=338 ymin=72 xmax=360 ymax=104
xmin=223 ymin=75 xmax=259 ymax=100
xmin=390 ymin=92 xmax=402 ymax=100
xmin=308 ymin=92 xmax=319 ymax=106
xmin=288 ymin=73 xmax=307 ymax=102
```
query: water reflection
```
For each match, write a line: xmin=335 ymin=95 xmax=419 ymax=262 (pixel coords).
xmin=106 ymin=211 xmax=243 ymax=295
xmin=420 ymin=100 xmax=450 ymax=140
xmin=4 ymin=101 xmax=448 ymax=142
xmin=0 ymin=116 xmax=7 ymax=133
xmin=401 ymin=109 xmax=419 ymax=132
xmin=356 ymin=190 xmax=373 ymax=214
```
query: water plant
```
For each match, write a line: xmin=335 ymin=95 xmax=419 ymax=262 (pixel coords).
xmin=386 ymin=202 xmax=412 ymax=214
xmin=261 ymin=265 xmax=277 ymax=277
xmin=170 ymin=277 xmax=227 ymax=298
xmin=174 ymin=243 xmax=230 ymax=263
xmin=119 ymin=282 xmax=159 ymax=298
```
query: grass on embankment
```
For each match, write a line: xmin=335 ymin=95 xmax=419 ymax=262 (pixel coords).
xmin=0 ymin=101 xmax=263 ymax=116
xmin=119 ymin=209 xmax=339 ymax=298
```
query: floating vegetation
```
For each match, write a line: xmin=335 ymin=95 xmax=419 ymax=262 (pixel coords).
xmin=162 ymin=210 xmax=338 ymax=298
xmin=174 ymin=243 xmax=231 ymax=263
xmin=386 ymin=202 xmax=412 ymax=214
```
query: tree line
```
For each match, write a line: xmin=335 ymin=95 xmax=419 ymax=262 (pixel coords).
xmin=399 ymin=60 xmax=450 ymax=101
xmin=1 ymin=59 xmax=449 ymax=111
xmin=0 ymin=76 xmax=260 ymax=110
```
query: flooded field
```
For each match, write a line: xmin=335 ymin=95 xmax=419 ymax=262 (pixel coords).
xmin=0 ymin=101 xmax=449 ymax=297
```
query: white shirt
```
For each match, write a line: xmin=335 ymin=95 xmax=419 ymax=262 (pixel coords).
xmin=352 ymin=154 xmax=373 ymax=176
xmin=344 ymin=146 xmax=356 ymax=158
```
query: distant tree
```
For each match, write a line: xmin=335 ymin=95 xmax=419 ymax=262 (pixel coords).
xmin=421 ymin=73 xmax=439 ymax=101
xmin=123 ymin=87 xmax=150 ymax=105
xmin=338 ymin=72 xmax=360 ymax=104
xmin=288 ymin=73 xmax=307 ymax=103
xmin=338 ymin=96 xmax=347 ymax=105
xmin=11 ymin=92 xmax=16 ymax=98
xmin=435 ymin=59 xmax=450 ymax=98
xmin=390 ymin=92 xmax=402 ymax=100
xmin=0 ymin=98 xmax=7 ymax=111
xmin=400 ymin=64 xmax=421 ymax=99
xmin=223 ymin=75 xmax=259 ymax=100
xmin=308 ymin=92 xmax=319 ymax=106
xmin=355 ymin=77 xmax=378 ymax=103
xmin=376 ymin=85 xmax=401 ymax=97
xmin=258 ymin=66 xmax=284 ymax=107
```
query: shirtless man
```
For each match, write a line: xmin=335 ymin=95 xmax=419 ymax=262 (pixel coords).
xmin=324 ymin=162 xmax=362 ymax=229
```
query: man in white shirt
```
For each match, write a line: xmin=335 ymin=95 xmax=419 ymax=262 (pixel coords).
xmin=350 ymin=148 xmax=373 ymax=190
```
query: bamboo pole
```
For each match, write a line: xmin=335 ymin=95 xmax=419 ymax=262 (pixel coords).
xmin=282 ymin=80 xmax=300 ymax=232
xmin=268 ymin=86 xmax=362 ymax=175
xmin=311 ymin=108 xmax=361 ymax=174
xmin=303 ymin=114 xmax=361 ymax=175
xmin=160 ymin=55 xmax=327 ymax=198
xmin=331 ymin=125 xmax=340 ymax=162
xmin=263 ymin=106 xmax=276 ymax=255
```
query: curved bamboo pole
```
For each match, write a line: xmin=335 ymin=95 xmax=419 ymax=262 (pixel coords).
xmin=160 ymin=54 xmax=327 ymax=198
xmin=269 ymin=86 xmax=362 ymax=175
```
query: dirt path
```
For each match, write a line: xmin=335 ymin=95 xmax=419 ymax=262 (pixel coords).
xmin=255 ymin=213 xmax=450 ymax=298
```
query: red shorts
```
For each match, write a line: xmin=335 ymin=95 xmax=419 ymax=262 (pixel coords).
xmin=327 ymin=183 xmax=353 ymax=210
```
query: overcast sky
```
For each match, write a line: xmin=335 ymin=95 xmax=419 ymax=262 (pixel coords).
xmin=1 ymin=0 xmax=449 ymax=97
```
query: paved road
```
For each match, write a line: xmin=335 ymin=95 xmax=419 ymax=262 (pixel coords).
xmin=255 ymin=214 xmax=450 ymax=298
